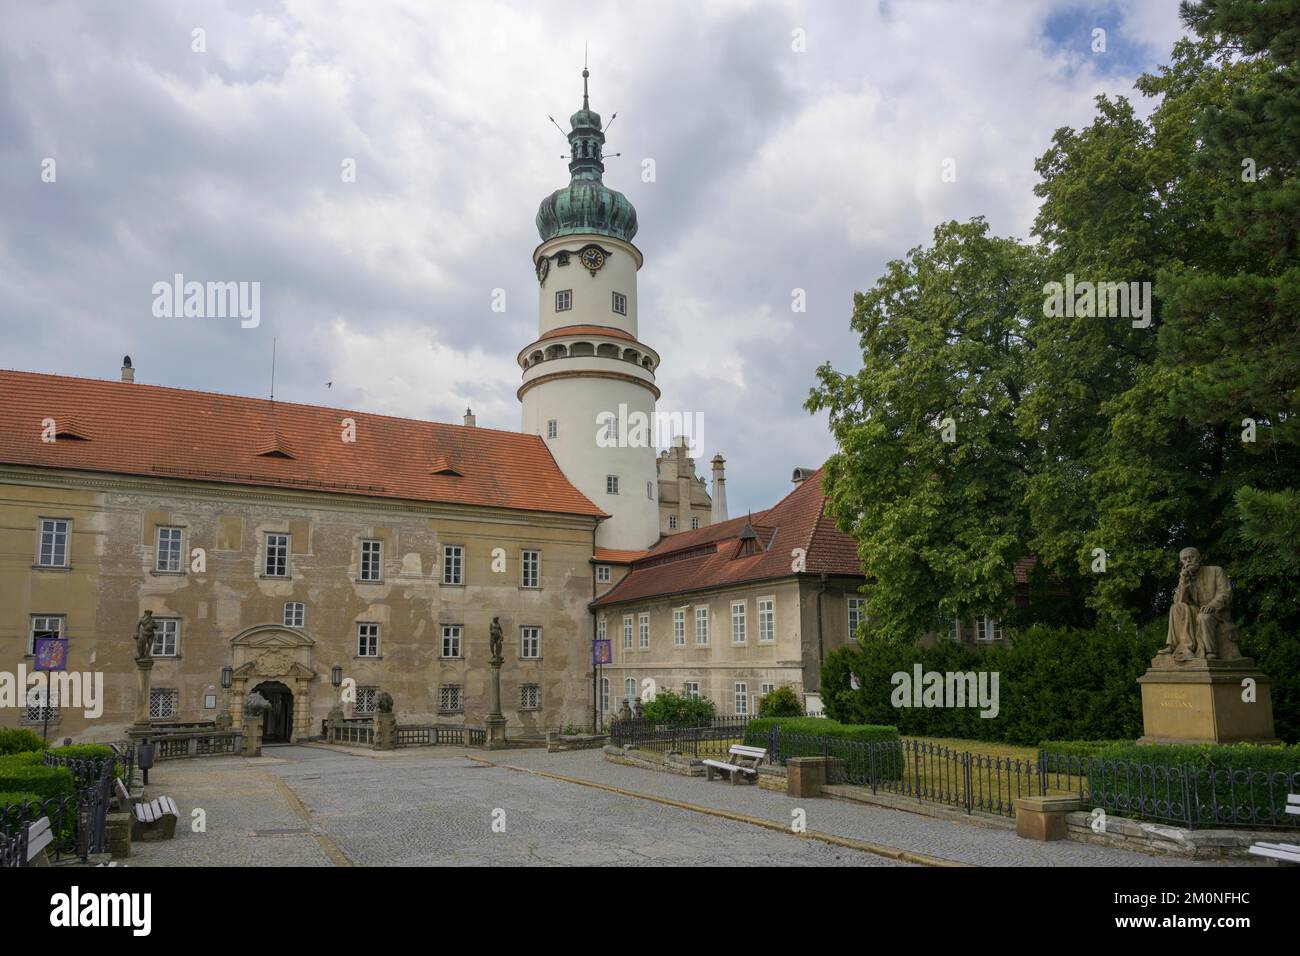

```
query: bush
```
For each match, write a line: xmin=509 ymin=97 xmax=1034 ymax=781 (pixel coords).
xmin=0 ymin=729 xmax=47 ymax=756
xmin=1238 ymin=621 xmax=1300 ymax=745
xmin=757 ymin=685 xmax=803 ymax=718
xmin=1039 ymin=740 xmax=1129 ymax=758
xmin=0 ymin=791 xmax=42 ymax=809
xmin=743 ymin=717 xmax=899 ymax=747
xmin=641 ymin=689 xmax=717 ymax=727
xmin=0 ymin=757 xmax=75 ymax=803
xmin=822 ymin=623 xmax=1167 ymax=746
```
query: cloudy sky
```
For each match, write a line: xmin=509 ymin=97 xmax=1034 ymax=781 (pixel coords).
xmin=0 ymin=0 xmax=1187 ymax=514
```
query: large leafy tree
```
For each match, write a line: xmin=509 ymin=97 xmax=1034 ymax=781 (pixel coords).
xmin=807 ymin=219 xmax=1042 ymax=645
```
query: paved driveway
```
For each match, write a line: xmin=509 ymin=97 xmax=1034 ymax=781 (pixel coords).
xmin=127 ymin=745 xmax=1236 ymax=867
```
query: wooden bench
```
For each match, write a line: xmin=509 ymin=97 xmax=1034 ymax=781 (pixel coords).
xmin=1248 ymin=794 xmax=1300 ymax=864
xmin=703 ymin=745 xmax=767 ymax=785
xmin=116 ymin=778 xmax=179 ymax=841
xmin=24 ymin=817 xmax=53 ymax=866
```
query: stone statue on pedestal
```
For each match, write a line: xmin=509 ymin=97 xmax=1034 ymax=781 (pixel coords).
xmin=134 ymin=610 xmax=156 ymax=661
xmin=1159 ymin=548 xmax=1241 ymax=662
xmin=485 ymin=617 xmax=507 ymax=749
xmin=489 ymin=617 xmax=504 ymax=665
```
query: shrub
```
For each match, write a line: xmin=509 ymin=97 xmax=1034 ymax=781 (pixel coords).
xmin=743 ymin=717 xmax=899 ymax=746
xmin=0 ymin=729 xmax=47 ymax=756
xmin=1238 ymin=621 xmax=1300 ymax=745
xmin=47 ymin=744 xmax=117 ymax=785
xmin=1039 ymin=740 xmax=1129 ymax=758
xmin=757 ymin=685 xmax=803 ymax=718
xmin=641 ymin=689 xmax=717 ymax=727
xmin=0 ymin=758 xmax=75 ymax=803
xmin=0 ymin=791 xmax=42 ymax=809
xmin=822 ymin=622 xmax=1167 ymax=746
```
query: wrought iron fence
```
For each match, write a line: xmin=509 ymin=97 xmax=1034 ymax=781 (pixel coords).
xmin=1 ymin=760 xmax=113 ymax=865
xmin=608 ymin=716 xmax=749 ymax=756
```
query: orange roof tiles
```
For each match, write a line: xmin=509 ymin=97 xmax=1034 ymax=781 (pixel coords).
xmin=591 ymin=469 xmax=865 ymax=607
xmin=0 ymin=370 xmax=606 ymax=519
xmin=539 ymin=325 xmax=636 ymax=342
xmin=592 ymin=547 xmax=649 ymax=564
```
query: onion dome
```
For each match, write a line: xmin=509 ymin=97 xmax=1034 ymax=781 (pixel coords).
xmin=536 ymin=68 xmax=638 ymax=243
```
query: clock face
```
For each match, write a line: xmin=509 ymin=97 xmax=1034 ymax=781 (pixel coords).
xmin=536 ymin=256 xmax=550 ymax=284
xmin=580 ymin=247 xmax=606 ymax=273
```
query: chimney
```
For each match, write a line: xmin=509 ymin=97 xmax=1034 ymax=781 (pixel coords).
xmin=463 ymin=408 xmax=476 ymax=427
xmin=791 ymin=466 xmax=816 ymax=486
xmin=120 ymin=355 xmax=134 ymax=383
xmin=711 ymin=454 xmax=728 ymax=523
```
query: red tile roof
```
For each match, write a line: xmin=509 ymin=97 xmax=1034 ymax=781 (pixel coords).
xmin=0 ymin=370 xmax=606 ymax=518
xmin=591 ymin=469 xmax=864 ymax=607
xmin=592 ymin=547 xmax=649 ymax=564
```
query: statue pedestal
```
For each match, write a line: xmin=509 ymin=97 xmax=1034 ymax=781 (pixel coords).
xmin=485 ymin=715 xmax=508 ymax=750
xmin=373 ymin=712 xmax=396 ymax=750
xmin=485 ymin=656 xmax=508 ymax=750
xmin=1137 ymin=657 xmax=1279 ymax=745
xmin=131 ymin=658 xmax=155 ymax=734
xmin=241 ymin=714 xmax=264 ymax=757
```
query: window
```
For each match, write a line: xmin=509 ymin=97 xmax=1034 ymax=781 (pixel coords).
xmin=691 ymin=517 xmax=700 ymax=529
xmin=673 ymin=608 xmax=686 ymax=646
xmin=949 ymin=618 xmax=961 ymax=642
xmin=758 ymin=597 xmax=775 ymax=643
xmin=360 ymin=539 xmax=383 ymax=581
xmin=612 ymin=291 xmax=627 ymax=315
xmin=149 ymin=688 xmax=179 ymax=720
xmin=521 ymin=550 xmax=540 ymax=588
xmin=731 ymin=601 xmax=747 ymax=644
xmin=684 ymin=681 xmax=700 ymax=700
xmin=606 ymin=475 xmax=619 ymax=495
xmin=638 ymin=613 xmax=649 ymax=649
xmin=555 ymin=289 xmax=572 ymax=311
xmin=152 ymin=619 xmax=179 ymax=657
xmin=156 ymin=527 xmax=182 ymax=572
xmin=37 ymin=518 xmax=69 ymax=567
xmin=557 ymin=251 xmax=569 ymax=267
xmin=357 ymin=622 xmax=380 ymax=657
xmin=847 ymin=597 xmax=864 ymax=638
xmin=441 ymin=625 xmax=463 ymax=658
xmin=442 ymin=545 xmax=464 ymax=585
xmin=694 ymin=607 xmax=709 ymax=644
xmin=264 ymin=533 xmax=289 ymax=577
xmin=647 ymin=481 xmax=654 ymax=500
xmin=439 ymin=685 xmax=463 ymax=712
xmin=355 ymin=686 xmax=378 ymax=714
xmin=546 ymin=419 xmax=558 ymax=439
xmin=596 ymin=565 xmax=611 ymax=583
xmin=283 ymin=602 xmax=305 ymax=628
xmin=600 ymin=677 xmax=610 ymax=714
xmin=521 ymin=626 xmax=541 ymax=659
xmin=734 ymin=682 xmax=749 ymax=716
xmin=761 ymin=682 xmax=776 ymax=697
xmin=520 ymin=684 xmax=541 ymax=710
xmin=623 ymin=615 xmax=633 ymax=649
xmin=23 ymin=683 xmax=57 ymax=724
xmin=976 ymin=616 xmax=1003 ymax=642
xmin=28 ymin=615 xmax=63 ymax=656
xmin=668 ymin=515 xmax=678 ymax=530
xmin=597 ymin=617 xmax=607 ymax=642
xmin=624 ymin=678 xmax=637 ymax=709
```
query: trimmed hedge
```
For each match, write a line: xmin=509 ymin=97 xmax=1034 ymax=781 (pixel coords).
xmin=743 ymin=717 xmax=899 ymax=746
xmin=0 ymin=729 xmax=47 ymax=756
xmin=1039 ymin=740 xmax=1129 ymax=759
xmin=0 ymin=757 xmax=75 ymax=802
xmin=757 ymin=685 xmax=803 ymax=718
xmin=0 ymin=791 xmax=42 ymax=808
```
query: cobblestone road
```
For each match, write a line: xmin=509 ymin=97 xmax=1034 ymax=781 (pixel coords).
xmin=127 ymin=745 xmax=1239 ymax=867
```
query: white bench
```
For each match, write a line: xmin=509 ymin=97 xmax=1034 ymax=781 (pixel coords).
xmin=1248 ymin=794 xmax=1300 ymax=864
xmin=116 ymin=778 xmax=178 ymax=841
xmin=24 ymin=817 xmax=53 ymax=866
xmin=703 ymin=745 xmax=767 ymax=785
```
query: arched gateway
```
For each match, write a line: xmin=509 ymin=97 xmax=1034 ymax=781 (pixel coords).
xmin=228 ymin=625 xmax=318 ymax=743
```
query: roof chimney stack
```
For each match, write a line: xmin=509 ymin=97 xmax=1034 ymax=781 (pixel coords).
xmin=791 ymin=466 xmax=816 ymax=486
xmin=711 ymin=454 xmax=728 ymax=523
xmin=464 ymin=408 xmax=476 ymax=427
xmin=120 ymin=355 xmax=134 ymax=383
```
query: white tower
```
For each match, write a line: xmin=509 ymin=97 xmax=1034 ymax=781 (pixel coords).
xmin=519 ymin=69 xmax=659 ymax=550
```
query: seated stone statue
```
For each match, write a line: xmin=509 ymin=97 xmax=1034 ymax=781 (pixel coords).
xmin=1160 ymin=547 xmax=1241 ymax=662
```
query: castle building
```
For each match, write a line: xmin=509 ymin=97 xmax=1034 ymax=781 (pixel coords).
xmin=0 ymin=71 xmax=866 ymax=742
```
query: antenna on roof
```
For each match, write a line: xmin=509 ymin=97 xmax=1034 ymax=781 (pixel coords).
xmin=270 ymin=337 xmax=276 ymax=403
xmin=547 ymin=115 xmax=569 ymax=139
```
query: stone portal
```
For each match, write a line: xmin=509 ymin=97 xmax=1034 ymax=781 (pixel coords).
xmin=228 ymin=625 xmax=318 ymax=743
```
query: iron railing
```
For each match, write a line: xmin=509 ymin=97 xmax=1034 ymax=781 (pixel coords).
xmin=2 ymin=759 xmax=114 ymax=865
xmin=608 ymin=716 xmax=750 ymax=756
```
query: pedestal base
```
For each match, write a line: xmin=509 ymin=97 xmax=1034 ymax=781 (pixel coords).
xmin=1137 ymin=657 xmax=1279 ymax=745
xmin=373 ymin=712 xmax=397 ymax=750
xmin=485 ymin=715 xmax=508 ymax=750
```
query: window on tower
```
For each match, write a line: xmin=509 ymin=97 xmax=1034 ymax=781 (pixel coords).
xmin=557 ymin=252 xmax=569 ymax=266
xmin=556 ymin=289 xmax=572 ymax=311
xmin=606 ymin=475 xmax=619 ymax=495
xmin=546 ymin=419 xmax=557 ymax=439
xmin=612 ymin=292 xmax=627 ymax=315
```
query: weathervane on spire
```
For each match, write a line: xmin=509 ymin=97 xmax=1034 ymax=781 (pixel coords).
xmin=583 ymin=42 xmax=590 ymax=110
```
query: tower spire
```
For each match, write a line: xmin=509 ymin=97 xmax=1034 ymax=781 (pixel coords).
xmin=583 ymin=44 xmax=589 ymax=110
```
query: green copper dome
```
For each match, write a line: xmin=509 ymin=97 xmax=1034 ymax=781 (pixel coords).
xmin=536 ymin=70 xmax=638 ymax=244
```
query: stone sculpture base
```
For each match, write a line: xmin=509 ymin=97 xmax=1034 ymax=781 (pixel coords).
xmin=1137 ymin=657 xmax=1279 ymax=745
xmin=373 ymin=712 xmax=396 ymax=750
xmin=131 ymin=658 xmax=155 ymax=734
xmin=485 ymin=715 xmax=508 ymax=750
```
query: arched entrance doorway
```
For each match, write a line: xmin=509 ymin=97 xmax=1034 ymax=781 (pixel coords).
xmin=252 ymin=681 xmax=294 ymax=743
xmin=228 ymin=625 xmax=318 ymax=743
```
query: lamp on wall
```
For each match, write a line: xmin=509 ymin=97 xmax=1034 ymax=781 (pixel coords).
xmin=220 ymin=666 xmax=233 ymax=690
xmin=331 ymin=666 xmax=343 ymax=688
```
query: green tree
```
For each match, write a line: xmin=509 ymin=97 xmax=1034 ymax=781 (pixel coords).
xmin=806 ymin=219 xmax=1042 ymax=644
xmin=641 ymin=689 xmax=716 ymax=727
